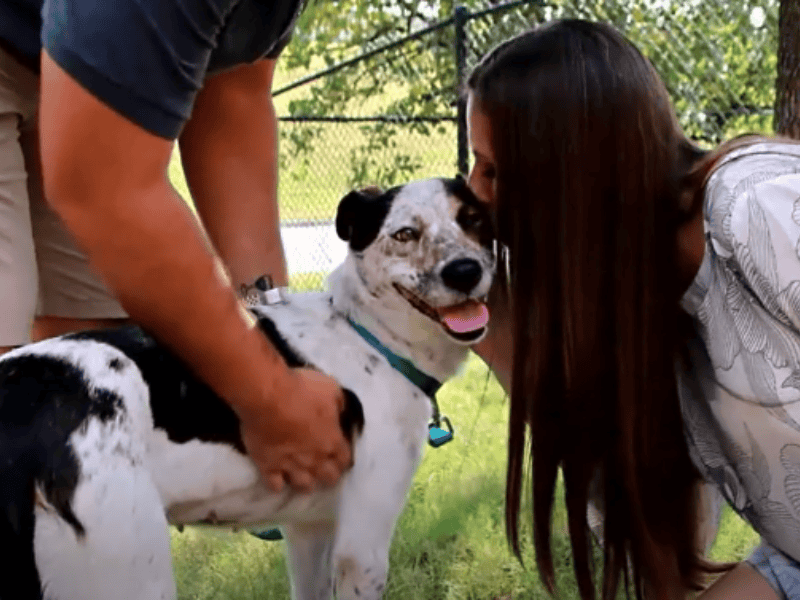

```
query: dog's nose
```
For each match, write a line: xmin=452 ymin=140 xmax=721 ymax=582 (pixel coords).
xmin=441 ymin=258 xmax=483 ymax=294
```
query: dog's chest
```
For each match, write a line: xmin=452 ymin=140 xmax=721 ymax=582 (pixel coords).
xmin=161 ymin=295 xmax=434 ymax=526
xmin=259 ymin=294 xmax=434 ymax=431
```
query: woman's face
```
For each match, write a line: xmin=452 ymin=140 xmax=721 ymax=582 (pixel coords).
xmin=466 ymin=94 xmax=496 ymax=206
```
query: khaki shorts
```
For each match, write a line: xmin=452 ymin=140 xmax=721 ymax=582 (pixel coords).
xmin=0 ymin=46 xmax=126 ymax=345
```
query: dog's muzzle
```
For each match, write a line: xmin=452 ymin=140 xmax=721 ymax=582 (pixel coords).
xmin=392 ymin=282 xmax=490 ymax=343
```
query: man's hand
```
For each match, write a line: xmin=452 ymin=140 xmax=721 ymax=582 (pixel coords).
xmin=238 ymin=367 xmax=354 ymax=493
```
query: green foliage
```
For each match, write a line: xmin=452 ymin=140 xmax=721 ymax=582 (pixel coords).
xmin=277 ymin=1 xmax=480 ymax=187
xmin=607 ymin=0 xmax=778 ymax=141
xmin=276 ymin=0 xmax=778 ymax=194
xmin=347 ymin=123 xmax=423 ymax=188
xmin=467 ymin=0 xmax=779 ymax=141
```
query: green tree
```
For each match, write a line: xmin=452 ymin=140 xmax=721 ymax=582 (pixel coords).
xmin=277 ymin=0 xmax=779 ymax=187
xmin=277 ymin=1 xmax=548 ymax=186
xmin=522 ymin=0 xmax=778 ymax=143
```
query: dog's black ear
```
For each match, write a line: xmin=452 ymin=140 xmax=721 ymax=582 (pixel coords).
xmin=339 ymin=388 xmax=365 ymax=443
xmin=335 ymin=190 xmax=369 ymax=243
xmin=335 ymin=186 xmax=395 ymax=252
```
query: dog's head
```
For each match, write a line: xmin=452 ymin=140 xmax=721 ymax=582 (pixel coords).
xmin=335 ymin=177 xmax=495 ymax=344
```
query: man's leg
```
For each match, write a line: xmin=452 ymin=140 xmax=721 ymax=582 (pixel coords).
xmin=0 ymin=111 xmax=36 ymax=355
xmin=22 ymin=101 xmax=128 ymax=342
xmin=0 ymin=46 xmax=127 ymax=357
xmin=0 ymin=48 xmax=39 ymax=356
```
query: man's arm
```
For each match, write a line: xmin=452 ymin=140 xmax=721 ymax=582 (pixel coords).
xmin=179 ymin=59 xmax=287 ymax=289
xmin=38 ymin=51 xmax=352 ymax=492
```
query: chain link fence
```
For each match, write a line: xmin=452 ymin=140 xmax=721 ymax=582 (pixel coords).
xmin=275 ymin=0 xmax=779 ymax=290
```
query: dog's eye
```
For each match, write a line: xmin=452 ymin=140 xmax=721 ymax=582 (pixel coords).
xmin=392 ymin=227 xmax=420 ymax=243
xmin=460 ymin=208 xmax=484 ymax=230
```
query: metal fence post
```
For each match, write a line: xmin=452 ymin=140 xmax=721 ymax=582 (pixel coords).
xmin=455 ymin=5 xmax=469 ymax=176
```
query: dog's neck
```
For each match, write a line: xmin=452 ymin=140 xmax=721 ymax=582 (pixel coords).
xmin=328 ymin=257 xmax=469 ymax=383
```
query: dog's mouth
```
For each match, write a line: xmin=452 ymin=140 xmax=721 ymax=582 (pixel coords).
xmin=393 ymin=284 xmax=489 ymax=343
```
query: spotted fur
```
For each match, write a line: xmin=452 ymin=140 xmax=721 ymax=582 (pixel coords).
xmin=0 ymin=177 xmax=494 ymax=600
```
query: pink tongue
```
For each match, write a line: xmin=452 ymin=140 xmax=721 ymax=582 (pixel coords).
xmin=438 ymin=301 xmax=490 ymax=333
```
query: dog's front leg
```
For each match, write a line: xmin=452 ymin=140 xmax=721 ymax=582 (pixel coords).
xmin=331 ymin=545 xmax=389 ymax=600
xmin=331 ymin=503 xmax=396 ymax=600
xmin=331 ymin=439 xmax=423 ymax=600
xmin=283 ymin=522 xmax=336 ymax=600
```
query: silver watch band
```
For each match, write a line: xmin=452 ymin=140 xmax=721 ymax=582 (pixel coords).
xmin=240 ymin=275 xmax=287 ymax=306
xmin=263 ymin=286 xmax=287 ymax=305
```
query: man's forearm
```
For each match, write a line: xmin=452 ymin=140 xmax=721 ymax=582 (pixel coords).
xmin=38 ymin=51 xmax=291 ymax=414
xmin=179 ymin=60 xmax=287 ymax=289
xmin=54 ymin=176 xmax=290 ymax=415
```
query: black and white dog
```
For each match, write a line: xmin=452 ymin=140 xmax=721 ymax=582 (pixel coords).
xmin=0 ymin=177 xmax=495 ymax=600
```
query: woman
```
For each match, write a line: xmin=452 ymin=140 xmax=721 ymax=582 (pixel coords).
xmin=467 ymin=19 xmax=800 ymax=600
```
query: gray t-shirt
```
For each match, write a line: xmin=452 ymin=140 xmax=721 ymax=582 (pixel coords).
xmin=680 ymin=141 xmax=800 ymax=564
xmin=0 ymin=0 xmax=304 ymax=138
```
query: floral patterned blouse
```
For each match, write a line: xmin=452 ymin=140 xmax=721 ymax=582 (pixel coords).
xmin=680 ymin=141 xmax=800 ymax=563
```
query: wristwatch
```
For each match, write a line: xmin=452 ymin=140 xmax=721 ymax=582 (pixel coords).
xmin=239 ymin=275 xmax=287 ymax=306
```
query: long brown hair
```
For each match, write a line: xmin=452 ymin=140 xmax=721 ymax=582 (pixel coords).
xmin=468 ymin=20 xmax=722 ymax=599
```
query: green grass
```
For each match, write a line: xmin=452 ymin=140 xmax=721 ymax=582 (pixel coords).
xmin=169 ymin=147 xmax=191 ymax=205
xmin=170 ymin=354 xmax=760 ymax=600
